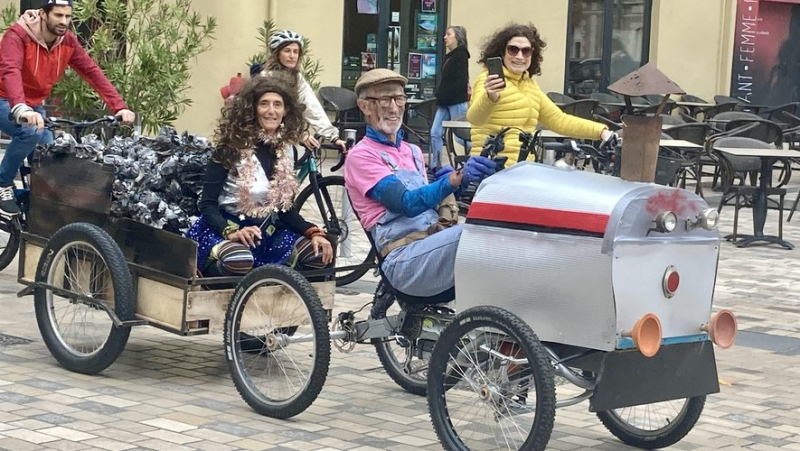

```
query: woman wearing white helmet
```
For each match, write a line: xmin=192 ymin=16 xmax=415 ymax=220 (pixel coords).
xmin=253 ymin=29 xmax=346 ymax=153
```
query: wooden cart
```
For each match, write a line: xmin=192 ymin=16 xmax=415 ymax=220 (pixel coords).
xmin=17 ymin=154 xmax=335 ymax=418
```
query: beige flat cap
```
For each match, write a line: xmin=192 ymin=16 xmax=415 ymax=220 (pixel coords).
xmin=354 ymin=69 xmax=408 ymax=96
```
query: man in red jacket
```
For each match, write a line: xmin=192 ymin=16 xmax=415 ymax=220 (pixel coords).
xmin=0 ymin=0 xmax=135 ymax=216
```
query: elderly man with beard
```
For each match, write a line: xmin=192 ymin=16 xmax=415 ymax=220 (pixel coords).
xmin=344 ymin=69 xmax=495 ymax=297
xmin=0 ymin=0 xmax=135 ymax=216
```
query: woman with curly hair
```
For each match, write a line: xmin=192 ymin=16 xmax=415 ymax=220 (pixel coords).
xmin=186 ymin=74 xmax=333 ymax=277
xmin=251 ymin=29 xmax=347 ymax=153
xmin=468 ymin=23 xmax=613 ymax=164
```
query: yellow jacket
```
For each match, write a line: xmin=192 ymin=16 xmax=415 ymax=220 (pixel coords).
xmin=467 ymin=67 xmax=607 ymax=165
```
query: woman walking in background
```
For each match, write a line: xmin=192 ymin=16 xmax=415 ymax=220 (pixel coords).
xmin=429 ymin=25 xmax=470 ymax=170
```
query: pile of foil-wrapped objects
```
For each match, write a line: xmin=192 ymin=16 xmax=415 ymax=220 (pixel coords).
xmin=40 ymin=127 xmax=212 ymax=234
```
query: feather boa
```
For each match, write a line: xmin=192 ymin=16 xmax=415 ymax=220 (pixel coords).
xmin=236 ymin=138 xmax=298 ymax=218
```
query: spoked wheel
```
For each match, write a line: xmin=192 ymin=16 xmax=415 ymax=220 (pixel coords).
xmin=34 ymin=222 xmax=133 ymax=374
xmin=224 ymin=264 xmax=331 ymax=419
xmin=295 ymin=175 xmax=376 ymax=287
xmin=0 ymin=216 xmax=21 ymax=272
xmin=371 ymin=281 xmax=430 ymax=396
xmin=427 ymin=306 xmax=556 ymax=451
xmin=597 ymin=396 xmax=706 ymax=449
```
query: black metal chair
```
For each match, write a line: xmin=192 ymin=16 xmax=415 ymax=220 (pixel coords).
xmin=590 ymin=92 xmax=625 ymax=120
xmin=664 ymin=123 xmax=714 ymax=195
xmin=560 ymin=99 xmax=601 ymax=120
xmin=712 ymin=137 xmax=786 ymax=243
xmin=714 ymin=95 xmax=749 ymax=112
xmin=319 ymin=86 xmax=367 ymax=139
xmin=403 ymin=98 xmax=438 ymax=156
xmin=547 ymin=92 xmax=576 ymax=105
xmin=759 ymin=102 xmax=800 ymax=124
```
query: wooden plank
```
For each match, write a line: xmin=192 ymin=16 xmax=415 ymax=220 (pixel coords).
xmin=185 ymin=280 xmax=336 ymax=335
xmin=22 ymin=242 xmax=43 ymax=282
xmin=135 ymin=277 xmax=186 ymax=330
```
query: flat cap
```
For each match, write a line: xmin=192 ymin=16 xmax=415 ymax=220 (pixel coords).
xmin=354 ymin=69 xmax=407 ymax=96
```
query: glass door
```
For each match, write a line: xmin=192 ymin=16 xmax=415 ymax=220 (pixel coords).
xmin=341 ymin=0 xmax=448 ymax=99
xmin=566 ymin=0 xmax=652 ymax=96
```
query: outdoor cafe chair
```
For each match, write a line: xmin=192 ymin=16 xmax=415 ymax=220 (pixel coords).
xmin=712 ymin=137 xmax=786 ymax=243
xmin=319 ymin=86 xmax=367 ymax=139
xmin=547 ymin=92 xmax=576 ymax=105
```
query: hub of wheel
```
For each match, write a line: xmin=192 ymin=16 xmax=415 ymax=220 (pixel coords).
xmin=265 ymin=333 xmax=287 ymax=351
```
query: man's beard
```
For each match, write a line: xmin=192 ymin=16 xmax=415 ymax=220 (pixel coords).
xmin=46 ymin=22 xmax=67 ymax=36
xmin=374 ymin=116 xmax=402 ymax=138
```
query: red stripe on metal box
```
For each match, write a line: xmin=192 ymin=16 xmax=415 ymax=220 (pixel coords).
xmin=468 ymin=202 xmax=610 ymax=234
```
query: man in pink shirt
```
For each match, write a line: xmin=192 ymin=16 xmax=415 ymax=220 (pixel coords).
xmin=344 ymin=69 xmax=494 ymax=297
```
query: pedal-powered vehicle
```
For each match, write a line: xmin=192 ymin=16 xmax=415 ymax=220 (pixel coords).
xmin=16 ymin=152 xmax=338 ymax=418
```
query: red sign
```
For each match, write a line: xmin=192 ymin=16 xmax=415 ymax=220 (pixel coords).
xmin=730 ymin=0 xmax=800 ymax=104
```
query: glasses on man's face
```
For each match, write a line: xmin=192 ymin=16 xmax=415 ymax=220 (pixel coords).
xmin=364 ymin=95 xmax=408 ymax=108
xmin=506 ymin=45 xmax=533 ymax=58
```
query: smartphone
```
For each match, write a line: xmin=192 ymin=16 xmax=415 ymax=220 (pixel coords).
xmin=486 ymin=57 xmax=505 ymax=87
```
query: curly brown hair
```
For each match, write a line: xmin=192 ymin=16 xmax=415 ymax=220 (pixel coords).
xmin=213 ymin=72 xmax=307 ymax=171
xmin=478 ymin=23 xmax=547 ymax=77
xmin=265 ymin=41 xmax=303 ymax=89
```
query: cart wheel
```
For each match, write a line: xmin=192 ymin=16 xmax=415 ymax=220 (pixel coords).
xmin=224 ymin=264 xmax=331 ymax=419
xmin=0 ymin=217 xmax=20 ymax=272
xmin=427 ymin=306 xmax=556 ymax=451
xmin=597 ymin=396 xmax=706 ymax=449
xmin=372 ymin=281 xmax=428 ymax=396
xmin=295 ymin=176 xmax=376 ymax=287
xmin=34 ymin=222 xmax=133 ymax=375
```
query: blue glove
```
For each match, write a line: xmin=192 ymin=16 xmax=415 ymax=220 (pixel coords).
xmin=433 ymin=166 xmax=454 ymax=182
xmin=461 ymin=156 xmax=496 ymax=190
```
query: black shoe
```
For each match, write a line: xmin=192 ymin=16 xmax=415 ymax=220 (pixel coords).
xmin=0 ymin=186 xmax=19 ymax=217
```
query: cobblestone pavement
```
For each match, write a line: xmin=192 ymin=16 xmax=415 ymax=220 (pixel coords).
xmin=0 ymin=205 xmax=799 ymax=450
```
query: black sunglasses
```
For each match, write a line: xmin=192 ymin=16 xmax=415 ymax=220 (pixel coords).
xmin=506 ymin=45 xmax=533 ymax=57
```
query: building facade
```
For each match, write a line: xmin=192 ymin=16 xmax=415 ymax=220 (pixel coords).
xmin=1 ymin=0 xmax=790 ymax=138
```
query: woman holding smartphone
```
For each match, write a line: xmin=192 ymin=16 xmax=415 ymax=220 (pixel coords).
xmin=468 ymin=23 xmax=613 ymax=165
xmin=429 ymin=25 xmax=471 ymax=170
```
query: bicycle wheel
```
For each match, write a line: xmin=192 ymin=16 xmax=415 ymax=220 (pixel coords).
xmin=596 ymin=396 xmax=706 ymax=449
xmin=295 ymin=175 xmax=375 ymax=287
xmin=34 ymin=223 xmax=133 ymax=375
xmin=371 ymin=281 xmax=430 ymax=396
xmin=0 ymin=216 xmax=20 ymax=272
xmin=224 ymin=264 xmax=331 ymax=419
xmin=428 ymin=306 xmax=556 ymax=451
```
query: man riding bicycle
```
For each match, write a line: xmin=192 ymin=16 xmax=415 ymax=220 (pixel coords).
xmin=0 ymin=0 xmax=135 ymax=216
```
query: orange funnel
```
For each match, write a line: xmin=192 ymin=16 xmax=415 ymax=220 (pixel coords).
xmin=702 ymin=310 xmax=738 ymax=349
xmin=624 ymin=313 xmax=662 ymax=357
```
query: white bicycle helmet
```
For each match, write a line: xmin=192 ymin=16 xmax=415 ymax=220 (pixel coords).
xmin=269 ymin=30 xmax=304 ymax=51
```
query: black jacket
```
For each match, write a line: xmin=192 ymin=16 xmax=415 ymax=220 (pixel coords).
xmin=435 ymin=46 xmax=470 ymax=106
xmin=198 ymin=143 xmax=313 ymax=237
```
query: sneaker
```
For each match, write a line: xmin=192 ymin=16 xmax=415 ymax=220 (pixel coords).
xmin=0 ymin=186 xmax=19 ymax=217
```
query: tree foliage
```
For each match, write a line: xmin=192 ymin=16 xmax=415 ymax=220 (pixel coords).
xmin=2 ymin=1 xmax=216 ymax=134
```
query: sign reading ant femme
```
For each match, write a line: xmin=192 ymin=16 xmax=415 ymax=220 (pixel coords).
xmin=730 ymin=0 xmax=800 ymax=104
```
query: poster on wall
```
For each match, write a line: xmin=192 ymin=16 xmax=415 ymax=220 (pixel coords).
xmin=421 ymin=0 xmax=436 ymax=13
xmin=408 ymin=53 xmax=422 ymax=78
xmin=417 ymin=12 xmax=438 ymax=50
xmin=357 ymin=0 xmax=378 ymax=14
xmin=730 ymin=0 xmax=800 ymax=104
xmin=389 ymin=26 xmax=401 ymax=66
xmin=361 ymin=52 xmax=376 ymax=72
xmin=422 ymin=54 xmax=437 ymax=79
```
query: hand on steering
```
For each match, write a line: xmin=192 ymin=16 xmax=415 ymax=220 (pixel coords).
xmin=434 ymin=166 xmax=454 ymax=182
xmin=600 ymin=129 xmax=620 ymax=149
xmin=19 ymin=111 xmax=44 ymax=130
xmin=115 ymin=109 xmax=136 ymax=125
xmin=303 ymin=135 xmax=321 ymax=149
xmin=334 ymin=138 xmax=348 ymax=154
xmin=461 ymin=156 xmax=496 ymax=190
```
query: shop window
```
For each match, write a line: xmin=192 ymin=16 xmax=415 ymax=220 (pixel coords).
xmin=566 ymin=0 xmax=652 ymax=96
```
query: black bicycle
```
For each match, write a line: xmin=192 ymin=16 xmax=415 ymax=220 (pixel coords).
xmin=293 ymin=139 xmax=377 ymax=287
xmin=0 ymin=115 xmax=120 ymax=271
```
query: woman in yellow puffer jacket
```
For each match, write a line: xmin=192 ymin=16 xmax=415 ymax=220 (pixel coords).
xmin=468 ymin=23 xmax=613 ymax=165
